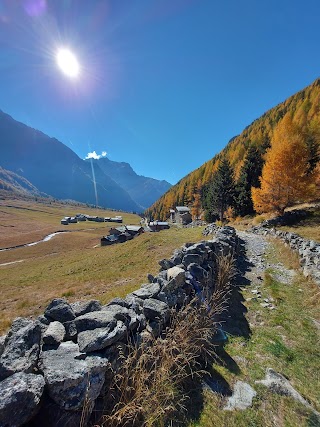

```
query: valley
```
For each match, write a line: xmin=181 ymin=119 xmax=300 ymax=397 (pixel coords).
xmin=0 ymin=199 xmax=204 ymax=334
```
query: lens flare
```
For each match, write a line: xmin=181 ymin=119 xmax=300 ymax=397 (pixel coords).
xmin=56 ymin=48 xmax=80 ymax=78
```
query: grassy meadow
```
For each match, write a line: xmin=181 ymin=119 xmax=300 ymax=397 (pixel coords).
xmin=0 ymin=199 xmax=205 ymax=333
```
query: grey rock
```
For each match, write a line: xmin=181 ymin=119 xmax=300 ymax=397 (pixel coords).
xmin=224 ymin=381 xmax=256 ymax=410
xmin=182 ymin=253 xmax=202 ymax=267
xmin=40 ymin=341 xmax=109 ymax=410
xmin=147 ymin=273 xmax=155 ymax=283
xmin=71 ymin=300 xmax=101 ymax=317
xmin=0 ymin=372 xmax=45 ymax=427
xmin=74 ymin=310 xmax=117 ymax=333
xmin=167 ymin=266 xmax=186 ymax=286
xmin=44 ymin=298 xmax=76 ymax=323
xmin=37 ymin=315 xmax=51 ymax=326
xmin=78 ymin=320 xmax=128 ymax=352
xmin=0 ymin=319 xmax=41 ymax=380
xmin=132 ymin=282 xmax=161 ymax=299
xmin=124 ymin=295 xmax=144 ymax=314
xmin=107 ymin=297 xmax=131 ymax=308
xmin=143 ymin=298 xmax=170 ymax=322
xmin=157 ymin=270 xmax=168 ymax=280
xmin=0 ymin=335 xmax=6 ymax=357
xmin=64 ymin=320 xmax=78 ymax=341
xmin=43 ymin=321 xmax=66 ymax=346
xmin=158 ymin=258 xmax=174 ymax=270
xmin=157 ymin=291 xmax=178 ymax=308
xmin=256 ymin=368 xmax=320 ymax=417
xmin=187 ymin=263 xmax=208 ymax=283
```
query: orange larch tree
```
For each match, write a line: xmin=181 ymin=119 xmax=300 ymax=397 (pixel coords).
xmin=252 ymin=114 xmax=316 ymax=215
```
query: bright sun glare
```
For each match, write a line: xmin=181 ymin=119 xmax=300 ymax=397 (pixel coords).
xmin=56 ymin=48 xmax=80 ymax=78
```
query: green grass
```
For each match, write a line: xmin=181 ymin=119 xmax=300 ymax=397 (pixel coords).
xmin=188 ymin=241 xmax=320 ymax=427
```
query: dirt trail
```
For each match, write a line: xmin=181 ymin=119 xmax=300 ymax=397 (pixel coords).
xmin=237 ymin=230 xmax=296 ymax=285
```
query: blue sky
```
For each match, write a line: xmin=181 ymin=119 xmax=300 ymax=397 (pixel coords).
xmin=0 ymin=0 xmax=320 ymax=184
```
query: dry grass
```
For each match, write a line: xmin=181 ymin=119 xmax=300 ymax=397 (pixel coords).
xmin=0 ymin=200 xmax=207 ymax=333
xmin=95 ymin=255 xmax=236 ymax=427
xmin=0 ymin=198 xmax=140 ymax=248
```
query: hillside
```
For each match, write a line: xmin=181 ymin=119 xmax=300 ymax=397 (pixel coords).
xmin=88 ymin=157 xmax=171 ymax=210
xmin=0 ymin=110 xmax=171 ymax=212
xmin=0 ymin=166 xmax=44 ymax=197
xmin=147 ymin=78 xmax=320 ymax=220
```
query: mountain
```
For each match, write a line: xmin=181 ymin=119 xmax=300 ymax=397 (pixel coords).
xmin=0 ymin=166 xmax=44 ymax=197
xmin=147 ymin=78 xmax=320 ymax=220
xmin=0 ymin=110 xmax=142 ymax=212
xmin=88 ymin=157 xmax=171 ymax=210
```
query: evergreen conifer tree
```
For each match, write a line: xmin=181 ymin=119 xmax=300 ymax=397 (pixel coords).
xmin=207 ymin=158 xmax=235 ymax=221
xmin=234 ymin=145 xmax=264 ymax=216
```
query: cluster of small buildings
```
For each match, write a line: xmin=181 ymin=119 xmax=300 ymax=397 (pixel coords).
xmin=101 ymin=225 xmax=144 ymax=246
xmin=61 ymin=214 xmax=123 ymax=225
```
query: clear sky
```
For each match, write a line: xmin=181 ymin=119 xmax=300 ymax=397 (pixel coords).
xmin=0 ymin=0 xmax=320 ymax=184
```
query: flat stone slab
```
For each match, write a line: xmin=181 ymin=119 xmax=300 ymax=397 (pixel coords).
xmin=224 ymin=381 xmax=256 ymax=410
xmin=0 ymin=372 xmax=45 ymax=427
xmin=77 ymin=320 xmax=128 ymax=352
xmin=132 ymin=283 xmax=161 ymax=299
xmin=40 ymin=341 xmax=109 ymax=410
xmin=74 ymin=311 xmax=117 ymax=333
xmin=71 ymin=300 xmax=102 ymax=317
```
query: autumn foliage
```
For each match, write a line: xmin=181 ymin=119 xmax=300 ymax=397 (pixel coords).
xmin=252 ymin=115 xmax=317 ymax=214
xmin=146 ymin=78 xmax=320 ymax=220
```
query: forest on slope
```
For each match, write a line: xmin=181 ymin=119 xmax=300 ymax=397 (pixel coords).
xmin=146 ymin=78 xmax=320 ymax=220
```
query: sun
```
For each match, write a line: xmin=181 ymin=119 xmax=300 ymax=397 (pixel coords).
xmin=56 ymin=48 xmax=80 ymax=78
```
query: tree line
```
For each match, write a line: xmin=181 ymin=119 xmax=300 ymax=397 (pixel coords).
xmin=146 ymin=78 xmax=320 ymax=221
xmin=202 ymin=114 xmax=319 ymax=221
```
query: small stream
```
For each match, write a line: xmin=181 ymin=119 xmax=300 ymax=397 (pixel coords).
xmin=0 ymin=231 xmax=71 ymax=252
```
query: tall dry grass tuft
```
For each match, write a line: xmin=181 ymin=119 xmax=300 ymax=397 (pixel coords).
xmin=95 ymin=254 xmax=236 ymax=427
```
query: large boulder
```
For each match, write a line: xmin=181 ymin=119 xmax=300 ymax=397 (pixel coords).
xmin=0 ymin=318 xmax=41 ymax=380
xmin=0 ymin=372 xmax=45 ymax=427
xmin=44 ymin=298 xmax=76 ymax=323
xmin=77 ymin=320 xmax=128 ymax=352
xmin=39 ymin=341 xmax=109 ymax=410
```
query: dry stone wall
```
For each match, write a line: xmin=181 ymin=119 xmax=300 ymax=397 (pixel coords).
xmin=0 ymin=227 xmax=239 ymax=427
xmin=250 ymin=226 xmax=320 ymax=285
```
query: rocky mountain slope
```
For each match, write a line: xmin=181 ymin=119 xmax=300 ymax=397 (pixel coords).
xmin=0 ymin=167 xmax=43 ymax=197
xmin=0 ymin=111 xmax=168 ymax=211
xmin=89 ymin=157 xmax=171 ymax=210
xmin=147 ymin=77 xmax=320 ymax=220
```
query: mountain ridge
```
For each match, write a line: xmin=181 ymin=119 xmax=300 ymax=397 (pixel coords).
xmin=88 ymin=157 xmax=171 ymax=210
xmin=0 ymin=110 xmax=170 ymax=211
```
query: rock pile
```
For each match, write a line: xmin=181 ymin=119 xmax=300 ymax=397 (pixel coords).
xmin=0 ymin=227 xmax=239 ymax=427
xmin=250 ymin=226 xmax=320 ymax=285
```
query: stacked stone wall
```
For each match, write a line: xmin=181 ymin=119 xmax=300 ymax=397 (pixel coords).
xmin=0 ymin=227 xmax=239 ymax=427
